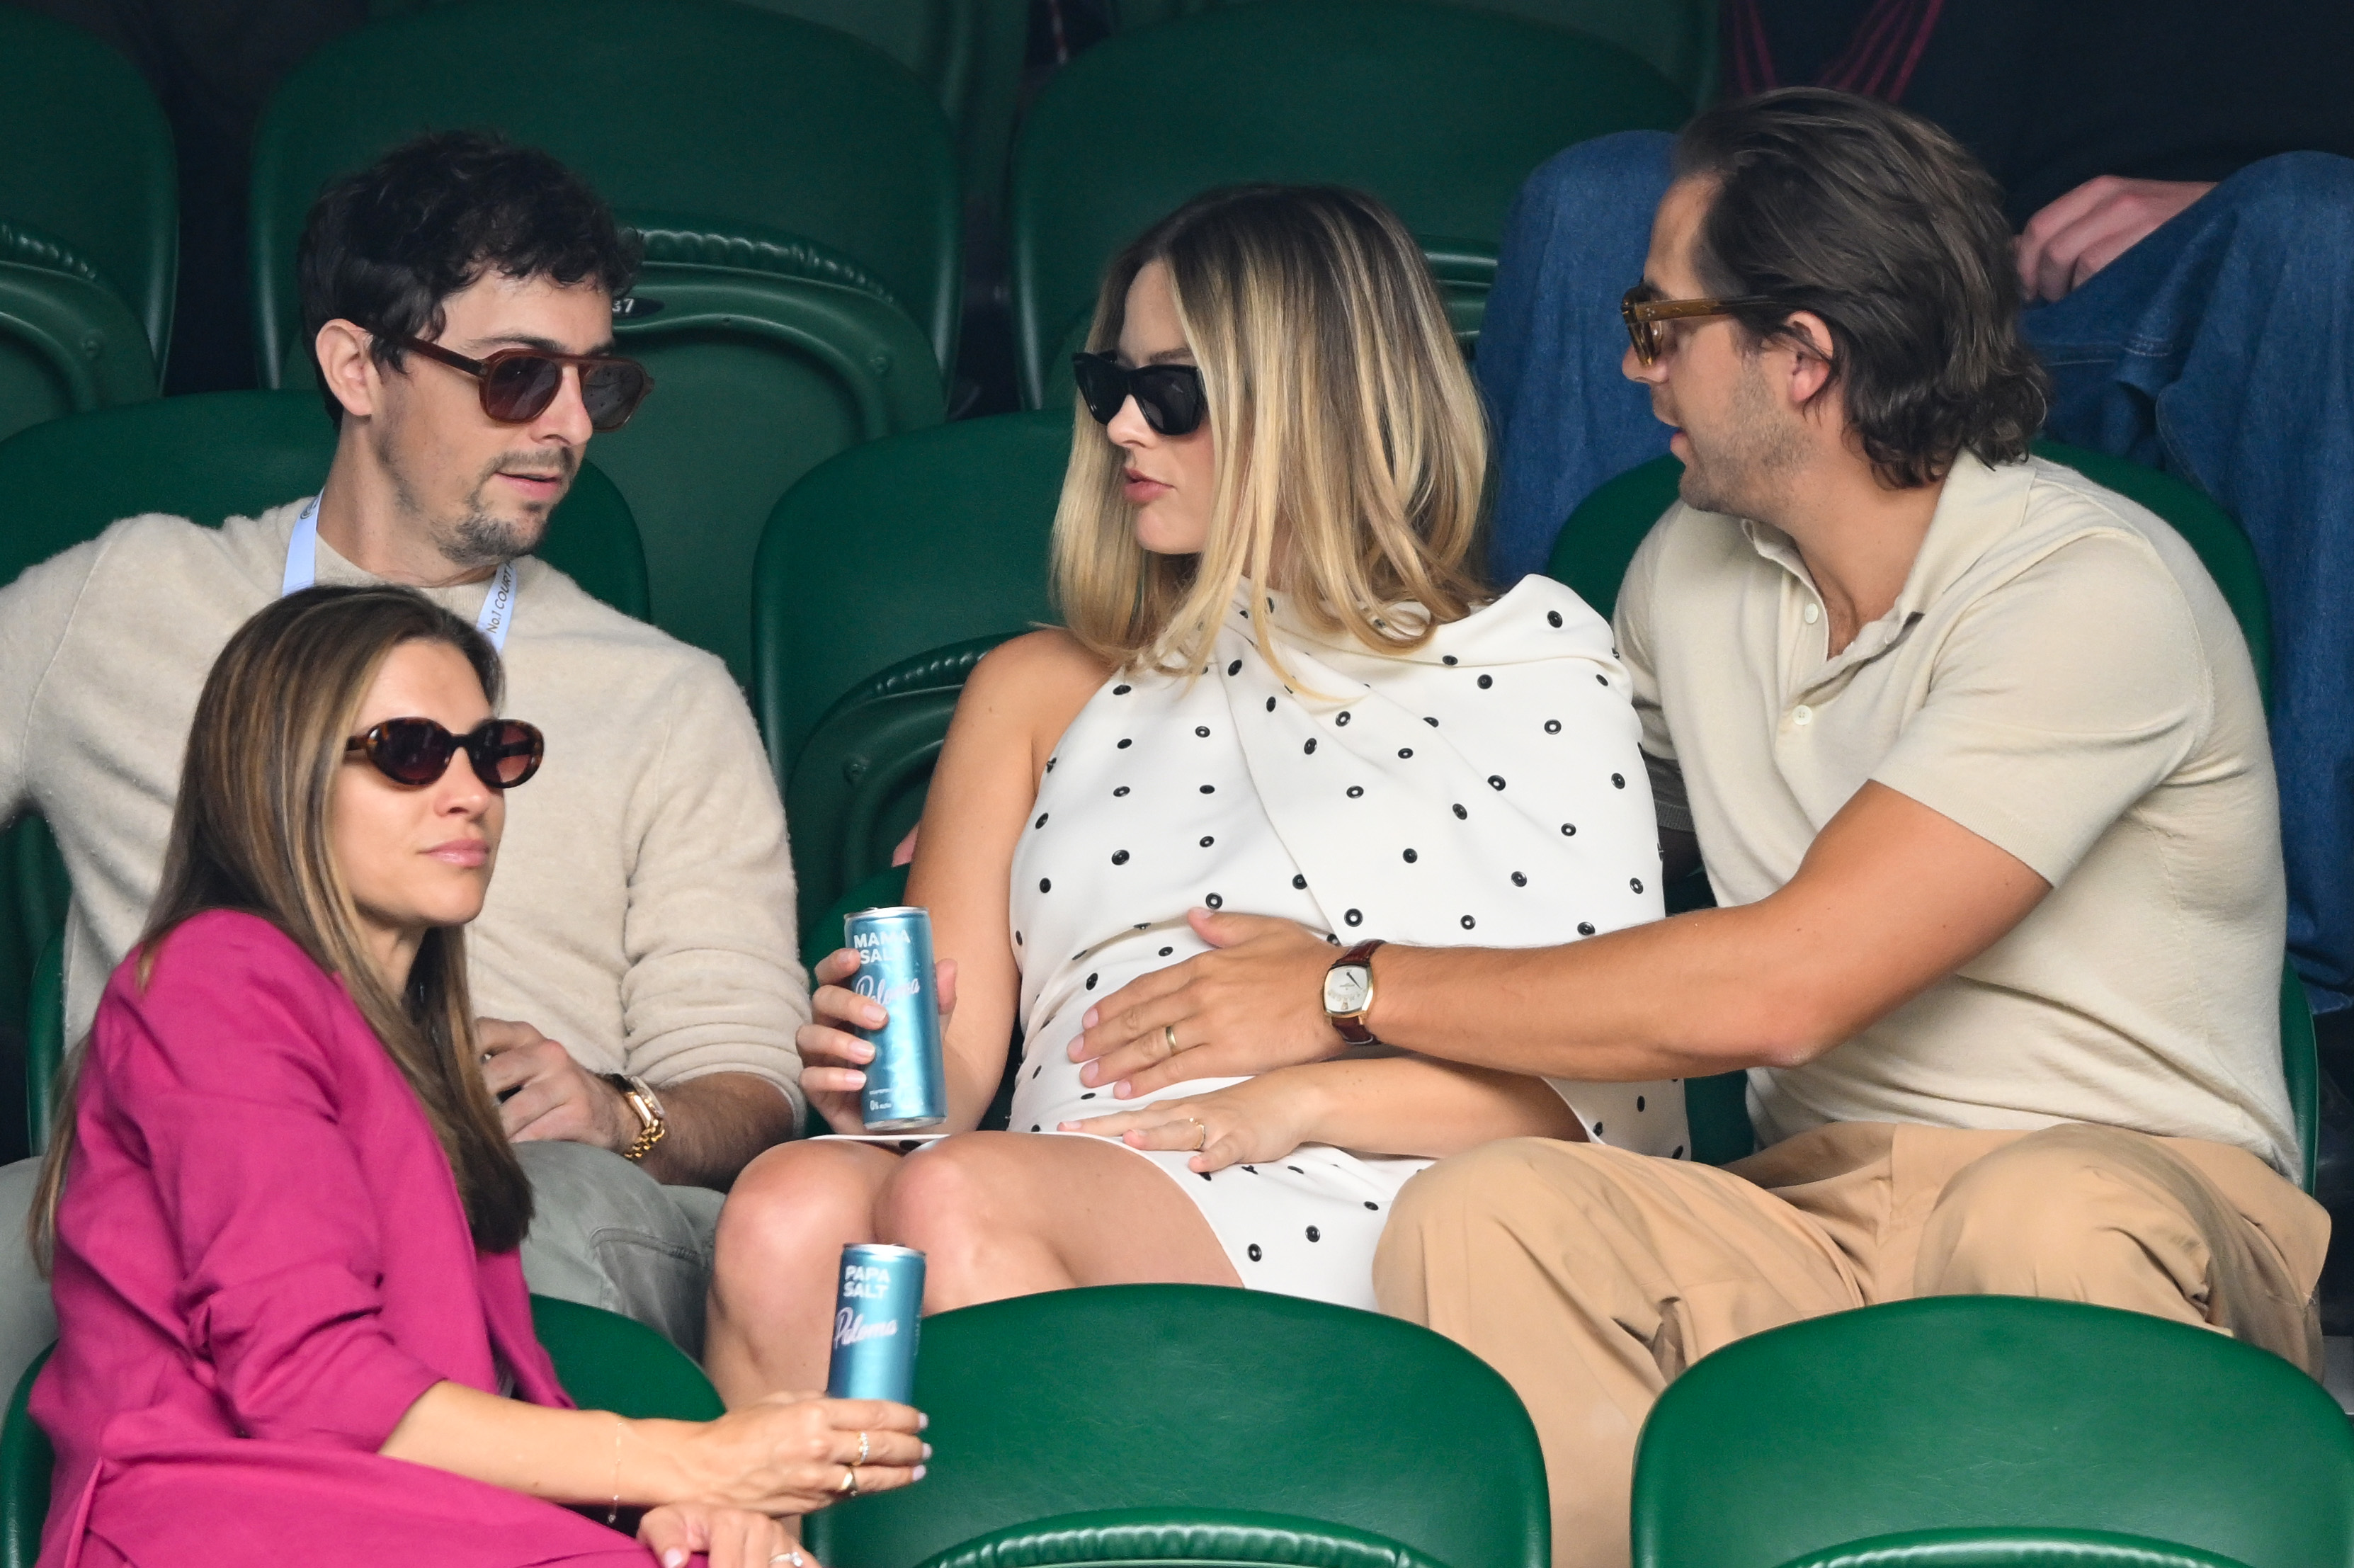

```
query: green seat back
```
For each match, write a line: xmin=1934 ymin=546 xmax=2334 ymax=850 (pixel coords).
xmin=1545 ymin=447 xmax=2318 ymax=1187
xmin=1009 ymin=0 xmax=1689 ymax=407
xmin=1630 ymin=1296 xmax=2354 ymax=1568
xmin=0 ymin=7 xmax=177 ymax=368
xmin=0 ymin=816 xmax=68 ymax=1140
xmin=1 ymin=1346 xmax=53 ymax=1568
xmin=1110 ymin=0 xmax=1715 ymax=109
xmin=754 ymin=409 xmax=1068 ymax=768
xmin=528 ymin=1294 xmax=725 ymax=1420
xmin=0 ymin=244 xmax=159 ymax=445
xmin=25 ymin=935 xmax=60 ymax=1156
xmin=251 ymin=0 xmax=961 ymax=378
xmin=0 ymin=390 xmax=647 ymax=618
xmin=784 ymin=640 xmax=1011 ymax=933
xmin=802 ymin=1284 xmax=1549 ymax=1568
xmin=365 ymin=0 xmax=1027 ymax=224
xmin=0 ymin=1298 xmax=717 ymax=1564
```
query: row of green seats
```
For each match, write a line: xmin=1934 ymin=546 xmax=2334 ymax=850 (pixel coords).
xmin=4 ymin=0 xmax=1693 ymax=681
xmin=6 ymin=1279 xmax=2346 ymax=1568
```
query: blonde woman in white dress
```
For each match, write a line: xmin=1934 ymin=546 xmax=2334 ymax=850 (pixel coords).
xmin=703 ymin=186 xmax=1687 ymax=1404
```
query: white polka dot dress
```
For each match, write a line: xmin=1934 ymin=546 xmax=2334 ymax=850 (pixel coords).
xmin=1006 ymin=577 xmax=1688 ymax=1310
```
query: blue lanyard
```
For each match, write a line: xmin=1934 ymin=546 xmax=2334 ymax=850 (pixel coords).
xmin=281 ymin=497 xmax=518 ymax=652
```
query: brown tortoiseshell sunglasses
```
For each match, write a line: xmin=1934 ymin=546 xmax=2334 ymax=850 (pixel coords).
xmin=394 ymin=335 xmax=654 ymax=431
xmin=1621 ymin=283 xmax=1785 ymax=365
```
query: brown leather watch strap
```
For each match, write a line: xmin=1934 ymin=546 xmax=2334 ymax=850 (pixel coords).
xmin=1326 ymin=938 xmax=1387 ymax=1045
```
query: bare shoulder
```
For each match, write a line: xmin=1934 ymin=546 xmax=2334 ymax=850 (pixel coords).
xmin=962 ymin=630 xmax=1111 ymax=720
xmin=951 ymin=629 xmax=1114 ymax=779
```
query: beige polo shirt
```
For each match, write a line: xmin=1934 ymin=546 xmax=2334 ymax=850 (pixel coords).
xmin=1617 ymin=453 xmax=2295 ymax=1174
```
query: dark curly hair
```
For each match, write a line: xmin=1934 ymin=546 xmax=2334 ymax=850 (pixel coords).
xmin=1672 ymin=88 xmax=2047 ymax=489
xmin=296 ymin=130 xmax=641 ymax=423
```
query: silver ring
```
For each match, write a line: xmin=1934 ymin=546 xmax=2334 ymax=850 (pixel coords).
xmin=772 ymin=1555 xmax=805 ymax=1566
xmin=855 ymin=1430 xmax=870 ymax=1465
xmin=1163 ymin=1023 xmax=1181 ymax=1055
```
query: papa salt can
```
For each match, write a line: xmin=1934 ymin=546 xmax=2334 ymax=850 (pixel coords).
xmin=827 ymin=1243 xmax=926 ymax=1402
xmin=844 ymin=905 xmax=949 ymax=1131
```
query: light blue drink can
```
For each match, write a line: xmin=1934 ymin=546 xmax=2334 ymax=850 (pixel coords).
xmin=845 ymin=905 xmax=948 ymax=1131
xmin=827 ymin=1243 xmax=926 ymax=1402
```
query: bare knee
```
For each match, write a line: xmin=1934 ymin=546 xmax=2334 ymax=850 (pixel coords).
xmin=711 ymin=1140 xmax=892 ymax=1295
xmin=875 ymin=1132 xmax=1029 ymax=1256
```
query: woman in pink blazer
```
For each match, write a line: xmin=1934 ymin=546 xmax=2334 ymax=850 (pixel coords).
xmin=28 ymin=586 xmax=921 ymax=1568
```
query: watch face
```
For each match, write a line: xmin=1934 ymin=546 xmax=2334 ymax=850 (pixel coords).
xmin=1324 ymin=965 xmax=1372 ymax=1015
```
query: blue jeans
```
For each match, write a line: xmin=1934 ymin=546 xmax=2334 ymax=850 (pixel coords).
xmin=1480 ymin=134 xmax=2354 ymax=1011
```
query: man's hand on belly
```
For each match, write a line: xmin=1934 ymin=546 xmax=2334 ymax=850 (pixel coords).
xmin=478 ymin=1016 xmax=635 ymax=1152
xmin=1074 ymin=909 xmax=1346 ymax=1099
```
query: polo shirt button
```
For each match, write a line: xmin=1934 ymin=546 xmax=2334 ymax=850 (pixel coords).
xmin=1802 ymin=603 xmax=1821 ymax=625
xmin=1792 ymin=704 xmax=1814 ymax=727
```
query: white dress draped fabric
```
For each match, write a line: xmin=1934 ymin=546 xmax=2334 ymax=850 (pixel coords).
xmin=1005 ymin=578 xmax=1689 ymax=1309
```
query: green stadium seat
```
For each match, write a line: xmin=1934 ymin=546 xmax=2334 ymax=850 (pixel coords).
xmin=1008 ymin=0 xmax=1690 ymax=407
xmin=363 ymin=0 xmax=1028 ymax=223
xmin=22 ymin=935 xmax=59 ymax=1157
xmin=802 ymin=1284 xmax=1550 ymax=1568
xmin=0 ymin=8 xmax=175 ymax=443
xmin=0 ymin=6 xmax=177 ymax=373
xmin=0 ymin=1346 xmax=51 ymax=1568
xmin=250 ymin=0 xmax=961 ymax=679
xmin=1109 ymin=0 xmax=1716 ymax=110
xmin=753 ymin=409 xmax=1068 ymax=767
xmin=527 ymin=1295 xmax=725 ymax=1419
xmin=0 ymin=230 xmax=159 ymax=446
xmin=785 ymin=637 xmax=1012 ymax=936
xmin=1545 ymin=444 xmax=2319 ymax=1188
xmin=1630 ymin=1295 xmax=2354 ymax=1568
xmin=0 ymin=1296 xmax=722 ymax=1564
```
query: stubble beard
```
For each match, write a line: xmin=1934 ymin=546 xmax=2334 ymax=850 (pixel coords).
xmin=1675 ymin=356 xmax=1805 ymax=523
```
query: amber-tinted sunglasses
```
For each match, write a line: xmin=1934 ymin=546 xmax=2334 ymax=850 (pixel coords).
xmin=346 ymin=717 xmax=545 ymax=790
xmin=395 ymin=335 xmax=654 ymax=431
xmin=1621 ymin=284 xmax=1785 ymax=365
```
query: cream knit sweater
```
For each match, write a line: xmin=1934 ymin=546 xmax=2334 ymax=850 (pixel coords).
xmin=0 ymin=500 xmax=807 ymax=1110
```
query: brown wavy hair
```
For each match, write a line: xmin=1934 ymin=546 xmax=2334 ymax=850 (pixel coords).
xmin=1673 ymin=88 xmax=2049 ymax=488
xmin=1052 ymin=185 xmax=1491 ymax=684
xmin=33 ymin=586 xmax=534 ymax=1268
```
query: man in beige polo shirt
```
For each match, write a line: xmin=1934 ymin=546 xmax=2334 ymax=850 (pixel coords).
xmin=1068 ymin=89 xmax=2327 ymax=1567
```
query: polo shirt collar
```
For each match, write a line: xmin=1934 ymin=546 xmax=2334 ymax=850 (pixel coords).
xmin=1739 ymin=451 xmax=2033 ymax=675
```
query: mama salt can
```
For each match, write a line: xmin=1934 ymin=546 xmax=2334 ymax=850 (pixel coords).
xmin=845 ymin=905 xmax=948 ymax=1132
xmin=827 ymin=1243 xmax=926 ymax=1402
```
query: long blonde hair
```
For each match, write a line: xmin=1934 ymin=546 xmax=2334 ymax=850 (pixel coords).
xmin=33 ymin=586 xmax=534 ymax=1268
xmin=1052 ymin=185 xmax=1491 ymax=681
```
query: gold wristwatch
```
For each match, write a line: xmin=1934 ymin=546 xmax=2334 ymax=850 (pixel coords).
xmin=603 ymin=1074 xmax=669 ymax=1162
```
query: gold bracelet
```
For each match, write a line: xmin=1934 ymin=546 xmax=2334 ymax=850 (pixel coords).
xmin=620 ymin=1117 xmax=667 ymax=1162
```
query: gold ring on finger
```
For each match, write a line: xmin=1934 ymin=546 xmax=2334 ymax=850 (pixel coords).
xmin=855 ymin=1430 xmax=870 ymax=1465
xmin=838 ymin=1464 xmax=858 ymax=1496
xmin=1181 ymin=1116 xmax=1208 ymax=1152
xmin=1163 ymin=1023 xmax=1181 ymax=1056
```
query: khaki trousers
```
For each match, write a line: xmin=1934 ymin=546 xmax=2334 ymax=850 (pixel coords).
xmin=1371 ymin=1123 xmax=2329 ymax=1568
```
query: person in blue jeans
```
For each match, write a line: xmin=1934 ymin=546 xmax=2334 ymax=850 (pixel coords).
xmin=1479 ymin=127 xmax=2354 ymax=1023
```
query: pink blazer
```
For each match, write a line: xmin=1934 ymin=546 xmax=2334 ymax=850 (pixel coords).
xmin=35 ymin=910 xmax=655 ymax=1567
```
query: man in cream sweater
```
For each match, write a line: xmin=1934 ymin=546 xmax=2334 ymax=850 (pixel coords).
xmin=0 ymin=132 xmax=807 ymax=1375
